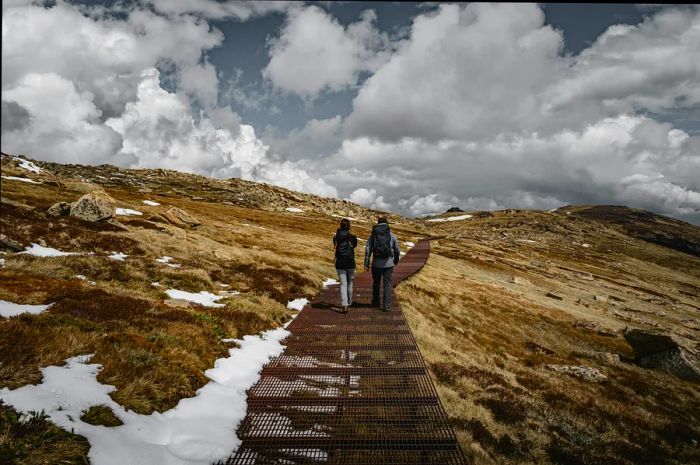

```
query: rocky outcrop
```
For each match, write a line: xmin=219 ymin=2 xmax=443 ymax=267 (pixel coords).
xmin=624 ymin=328 xmax=700 ymax=382
xmin=69 ymin=191 xmax=116 ymax=222
xmin=161 ymin=207 xmax=201 ymax=228
xmin=546 ymin=364 xmax=607 ymax=382
xmin=47 ymin=202 xmax=71 ymax=217
xmin=0 ymin=234 xmax=24 ymax=252
xmin=446 ymin=207 xmax=464 ymax=213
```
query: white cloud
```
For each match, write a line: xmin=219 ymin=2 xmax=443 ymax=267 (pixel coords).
xmin=105 ymin=69 xmax=336 ymax=197
xmin=264 ymin=6 xmax=389 ymax=97
xmin=347 ymin=188 xmax=391 ymax=211
xmin=146 ymin=0 xmax=291 ymax=20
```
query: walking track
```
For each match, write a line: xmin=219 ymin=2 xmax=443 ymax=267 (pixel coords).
xmin=227 ymin=239 xmax=468 ymax=464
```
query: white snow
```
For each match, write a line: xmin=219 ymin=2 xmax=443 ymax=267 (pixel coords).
xmin=151 ymin=282 xmax=161 ymax=287
xmin=19 ymin=243 xmax=78 ymax=257
xmin=0 ymin=325 xmax=290 ymax=465
xmin=0 ymin=300 xmax=53 ymax=317
xmin=108 ymin=252 xmax=128 ymax=261
xmin=165 ymin=289 xmax=226 ymax=308
xmin=12 ymin=156 xmax=42 ymax=173
xmin=2 ymin=175 xmax=41 ymax=184
xmin=404 ymin=241 xmax=415 ymax=248
xmin=322 ymin=278 xmax=339 ymax=288
xmin=287 ymin=298 xmax=309 ymax=311
xmin=75 ymin=275 xmax=96 ymax=285
xmin=142 ymin=200 xmax=160 ymax=206
xmin=400 ymin=252 xmax=406 ymax=257
xmin=285 ymin=207 xmax=304 ymax=213
xmin=156 ymin=256 xmax=181 ymax=268
xmin=0 ymin=258 xmax=5 ymax=267
xmin=115 ymin=208 xmax=143 ymax=216
xmin=582 ymin=243 xmax=591 ymax=248
xmin=426 ymin=214 xmax=473 ymax=222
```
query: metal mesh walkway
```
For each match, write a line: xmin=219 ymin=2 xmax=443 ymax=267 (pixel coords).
xmin=227 ymin=239 xmax=468 ymax=465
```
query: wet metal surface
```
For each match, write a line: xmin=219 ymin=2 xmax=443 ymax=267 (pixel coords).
xmin=227 ymin=240 xmax=468 ymax=464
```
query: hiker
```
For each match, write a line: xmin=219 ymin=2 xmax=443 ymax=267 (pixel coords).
xmin=364 ymin=217 xmax=401 ymax=311
xmin=333 ymin=218 xmax=358 ymax=313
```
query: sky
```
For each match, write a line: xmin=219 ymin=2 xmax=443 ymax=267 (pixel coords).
xmin=2 ymin=1 xmax=699 ymax=224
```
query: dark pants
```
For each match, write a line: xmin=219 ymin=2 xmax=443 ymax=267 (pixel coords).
xmin=371 ymin=266 xmax=394 ymax=309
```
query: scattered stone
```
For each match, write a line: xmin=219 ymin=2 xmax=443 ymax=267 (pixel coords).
xmin=623 ymin=328 xmax=700 ymax=382
xmin=611 ymin=310 xmax=658 ymax=327
xmin=36 ymin=238 xmax=47 ymax=247
xmin=47 ymin=201 xmax=71 ymax=217
xmin=573 ymin=350 xmax=620 ymax=364
xmin=0 ymin=234 xmax=24 ymax=252
xmin=525 ymin=342 xmax=555 ymax=355
xmin=594 ymin=294 xmax=608 ymax=303
xmin=69 ymin=190 xmax=116 ymax=222
xmin=509 ymin=276 xmax=531 ymax=286
xmin=579 ymin=272 xmax=594 ymax=281
xmin=546 ymin=292 xmax=563 ymax=301
xmin=138 ymin=187 xmax=152 ymax=193
xmin=161 ymin=207 xmax=201 ymax=228
xmin=573 ymin=320 xmax=618 ymax=337
xmin=545 ymin=364 xmax=607 ymax=382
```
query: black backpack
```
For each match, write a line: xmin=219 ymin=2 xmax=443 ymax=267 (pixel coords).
xmin=372 ymin=223 xmax=392 ymax=258
xmin=335 ymin=229 xmax=354 ymax=261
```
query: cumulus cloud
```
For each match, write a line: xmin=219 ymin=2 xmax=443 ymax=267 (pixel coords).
xmin=348 ymin=188 xmax=391 ymax=211
xmin=321 ymin=4 xmax=700 ymax=221
xmin=264 ymin=6 xmax=389 ymax=97
xmin=146 ymin=0 xmax=291 ymax=20
xmin=1 ymin=1 xmax=334 ymax=198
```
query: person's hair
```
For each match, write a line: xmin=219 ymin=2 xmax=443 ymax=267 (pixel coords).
xmin=340 ymin=218 xmax=350 ymax=230
xmin=377 ymin=217 xmax=388 ymax=224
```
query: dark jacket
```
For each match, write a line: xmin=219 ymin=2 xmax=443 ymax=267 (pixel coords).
xmin=333 ymin=229 xmax=357 ymax=269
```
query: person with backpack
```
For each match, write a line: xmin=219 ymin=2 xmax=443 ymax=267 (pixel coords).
xmin=333 ymin=218 xmax=358 ymax=313
xmin=364 ymin=217 xmax=401 ymax=311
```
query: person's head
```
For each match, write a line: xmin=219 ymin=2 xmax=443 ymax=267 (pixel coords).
xmin=340 ymin=218 xmax=350 ymax=231
xmin=377 ymin=217 xmax=388 ymax=225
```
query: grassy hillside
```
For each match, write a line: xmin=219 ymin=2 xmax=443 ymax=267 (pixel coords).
xmin=398 ymin=209 xmax=700 ymax=465
xmin=2 ymin=154 xmax=698 ymax=464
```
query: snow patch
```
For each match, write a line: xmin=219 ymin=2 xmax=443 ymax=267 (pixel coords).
xmin=115 ymin=208 xmax=143 ymax=216
xmin=75 ymin=275 xmax=96 ymax=285
xmin=108 ymin=252 xmax=127 ymax=261
xmin=287 ymin=298 xmax=309 ymax=311
xmin=165 ymin=289 xmax=226 ymax=308
xmin=156 ymin=256 xmax=181 ymax=268
xmin=2 ymin=175 xmax=41 ymax=184
xmin=0 ymin=325 xmax=290 ymax=465
xmin=322 ymin=278 xmax=339 ymax=289
xmin=285 ymin=207 xmax=304 ymax=213
xmin=426 ymin=214 xmax=473 ymax=222
xmin=142 ymin=200 xmax=160 ymax=206
xmin=12 ymin=156 xmax=42 ymax=173
xmin=20 ymin=243 xmax=79 ymax=257
xmin=0 ymin=300 xmax=53 ymax=317
xmin=404 ymin=241 xmax=415 ymax=248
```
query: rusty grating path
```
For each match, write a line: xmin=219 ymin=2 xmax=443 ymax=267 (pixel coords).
xmin=227 ymin=239 xmax=468 ymax=464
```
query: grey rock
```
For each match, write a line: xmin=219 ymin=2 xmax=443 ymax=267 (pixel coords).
xmin=0 ymin=234 xmax=23 ymax=252
xmin=161 ymin=207 xmax=201 ymax=228
xmin=69 ymin=191 xmax=116 ymax=222
xmin=624 ymin=328 xmax=700 ymax=382
xmin=546 ymin=364 xmax=607 ymax=382
xmin=47 ymin=201 xmax=71 ymax=217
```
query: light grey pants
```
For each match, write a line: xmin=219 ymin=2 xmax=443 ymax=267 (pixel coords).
xmin=336 ymin=268 xmax=355 ymax=307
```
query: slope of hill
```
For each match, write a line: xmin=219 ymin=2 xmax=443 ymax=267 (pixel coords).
xmin=403 ymin=208 xmax=700 ymax=465
xmin=2 ymin=154 xmax=699 ymax=465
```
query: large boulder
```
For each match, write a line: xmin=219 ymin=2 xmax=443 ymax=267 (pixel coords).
xmin=161 ymin=207 xmax=201 ymax=228
xmin=624 ymin=328 xmax=700 ymax=382
xmin=69 ymin=191 xmax=116 ymax=222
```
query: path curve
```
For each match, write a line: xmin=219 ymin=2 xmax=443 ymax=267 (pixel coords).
xmin=227 ymin=239 xmax=468 ymax=464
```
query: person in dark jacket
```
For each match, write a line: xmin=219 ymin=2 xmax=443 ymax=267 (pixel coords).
xmin=333 ymin=218 xmax=358 ymax=313
xmin=364 ymin=217 xmax=400 ymax=311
